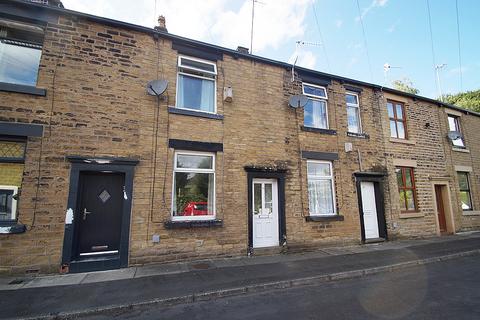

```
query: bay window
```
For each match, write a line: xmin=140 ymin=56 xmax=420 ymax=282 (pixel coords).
xmin=176 ymin=56 xmax=217 ymax=113
xmin=172 ymin=151 xmax=215 ymax=220
xmin=307 ymin=160 xmax=336 ymax=216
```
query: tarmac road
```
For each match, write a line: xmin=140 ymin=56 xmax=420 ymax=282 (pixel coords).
xmin=83 ymin=254 xmax=480 ymax=320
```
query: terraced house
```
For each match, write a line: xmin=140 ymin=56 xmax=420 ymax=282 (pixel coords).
xmin=0 ymin=0 xmax=479 ymax=274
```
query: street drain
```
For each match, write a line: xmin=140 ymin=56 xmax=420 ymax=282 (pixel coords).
xmin=9 ymin=279 xmax=24 ymax=285
xmin=191 ymin=263 xmax=211 ymax=270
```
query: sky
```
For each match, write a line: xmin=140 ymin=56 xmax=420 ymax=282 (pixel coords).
xmin=61 ymin=0 xmax=479 ymax=99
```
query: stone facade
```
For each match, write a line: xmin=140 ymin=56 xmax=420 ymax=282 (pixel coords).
xmin=0 ymin=2 xmax=479 ymax=274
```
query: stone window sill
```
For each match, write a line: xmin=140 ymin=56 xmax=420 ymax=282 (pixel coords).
xmin=347 ymin=132 xmax=369 ymax=139
xmin=452 ymin=147 xmax=470 ymax=153
xmin=462 ymin=210 xmax=480 ymax=216
xmin=164 ymin=219 xmax=223 ymax=229
xmin=168 ymin=107 xmax=224 ymax=120
xmin=305 ymin=215 xmax=344 ymax=222
xmin=399 ymin=211 xmax=424 ymax=219
xmin=0 ymin=82 xmax=46 ymax=96
xmin=389 ymin=138 xmax=416 ymax=145
xmin=301 ymin=126 xmax=337 ymax=135
xmin=0 ymin=222 xmax=26 ymax=234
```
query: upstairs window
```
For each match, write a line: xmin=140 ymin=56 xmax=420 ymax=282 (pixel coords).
xmin=176 ymin=56 xmax=217 ymax=113
xmin=457 ymin=172 xmax=473 ymax=211
xmin=387 ymin=100 xmax=407 ymax=139
xmin=0 ymin=19 xmax=44 ymax=86
xmin=395 ymin=167 xmax=417 ymax=212
xmin=172 ymin=151 xmax=215 ymax=220
xmin=0 ymin=139 xmax=26 ymax=221
xmin=346 ymin=92 xmax=361 ymax=133
xmin=447 ymin=115 xmax=465 ymax=148
xmin=303 ymin=83 xmax=328 ymax=129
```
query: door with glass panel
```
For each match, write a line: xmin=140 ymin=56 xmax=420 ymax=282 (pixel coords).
xmin=252 ymin=179 xmax=279 ymax=248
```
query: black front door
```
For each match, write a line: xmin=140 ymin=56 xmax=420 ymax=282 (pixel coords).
xmin=75 ymin=172 xmax=125 ymax=257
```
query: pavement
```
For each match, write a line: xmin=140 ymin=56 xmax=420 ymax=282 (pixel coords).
xmin=0 ymin=232 xmax=479 ymax=319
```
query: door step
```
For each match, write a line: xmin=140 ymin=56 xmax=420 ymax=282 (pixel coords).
xmin=251 ymin=246 xmax=284 ymax=256
xmin=364 ymin=237 xmax=386 ymax=244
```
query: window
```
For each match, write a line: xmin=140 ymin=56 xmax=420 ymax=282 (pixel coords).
xmin=307 ymin=161 xmax=336 ymax=216
xmin=0 ymin=139 xmax=26 ymax=221
xmin=0 ymin=19 xmax=44 ymax=86
xmin=447 ymin=115 xmax=465 ymax=148
xmin=395 ymin=167 xmax=417 ymax=212
xmin=457 ymin=172 xmax=473 ymax=211
xmin=346 ymin=92 xmax=361 ymax=133
xmin=387 ymin=100 xmax=407 ymax=139
xmin=172 ymin=151 xmax=215 ymax=220
xmin=303 ymin=83 xmax=328 ymax=129
xmin=176 ymin=56 xmax=217 ymax=113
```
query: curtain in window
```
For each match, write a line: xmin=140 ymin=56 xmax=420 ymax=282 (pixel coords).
xmin=308 ymin=179 xmax=333 ymax=215
xmin=177 ymin=74 xmax=185 ymax=109
xmin=207 ymin=173 xmax=214 ymax=215
xmin=200 ymin=79 xmax=214 ymax=112
xmin=305 ymin=99 xmax=327 ymax=129
xmin=347 ymin=106 xmax=360 ymax=133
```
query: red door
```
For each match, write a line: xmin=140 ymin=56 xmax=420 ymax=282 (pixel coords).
xmin=435 ymin=185 xmax=447 ymax=233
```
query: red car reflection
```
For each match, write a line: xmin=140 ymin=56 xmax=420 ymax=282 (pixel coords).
xmin=181 ymin=201 xmax=211 ymax=216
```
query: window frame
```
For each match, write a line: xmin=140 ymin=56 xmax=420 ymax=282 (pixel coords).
xmin=306 ymin=160 xmax=337 ymax=216
xmin=302 ymin=83 xmax=329 ymax=129
xmin=395 ymin=166 xmax=418 ymax=212
xmin=387 ymin=100 xmax=408 ymax=139
xmin=457 ymin=171 xmax=473 ymax=211
xmin=346 ymin=92 xmax=362 ymax=134
xmin=171 ymin=150 xmax=216 ymax=221
xmin=0 ymin=185 xmax=18 ymax=221
xmin=175 ymin=55 xmax=217 ymax=114
xmin=447 ymin=114 xmax=466 ymax=148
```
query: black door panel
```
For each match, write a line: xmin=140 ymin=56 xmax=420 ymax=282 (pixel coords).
xmin=75 ymin=172 xmax=124 ymax=256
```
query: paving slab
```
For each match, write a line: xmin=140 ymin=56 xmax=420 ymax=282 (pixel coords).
xmin=81 ymin=268 xmax=136 ymax=284
xmin=134 ymin=262 xmax=189 ymax=278
xmin=22 ymin=273 xmax=87 ymax=289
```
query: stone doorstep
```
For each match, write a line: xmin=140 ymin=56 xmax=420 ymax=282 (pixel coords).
xmin=20 ymin=249 xmax=480 ymax=320
xmin=2 ymin=232 xmax=479 ymax=291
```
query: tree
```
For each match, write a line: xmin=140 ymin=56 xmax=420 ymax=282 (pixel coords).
xmin=443 ymin=89 xmax=480 ymax=113
xmin=391 ymin=78 xmax=420 ymax=95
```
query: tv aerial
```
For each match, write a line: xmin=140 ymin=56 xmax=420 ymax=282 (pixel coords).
xmin=146 ymin=79 xmax=168 ymax=97
xmin=288 ymin=95 xmax=308 ymax=108
xmin=447 ymin=131 xmax=463 ymax=141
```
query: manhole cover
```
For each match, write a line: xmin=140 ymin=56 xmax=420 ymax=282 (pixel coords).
xmin=191 ymin=263 xmax=211 ymax=270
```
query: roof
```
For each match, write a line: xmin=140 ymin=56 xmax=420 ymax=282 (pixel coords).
xmin=6 ymin=0 xmax=480 ymax=118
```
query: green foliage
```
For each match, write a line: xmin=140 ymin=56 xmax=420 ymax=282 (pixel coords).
xmin=443 ymin=90 xmax=480 ymax=112
xmin=391 ymin=78 xmax=420 ymax=95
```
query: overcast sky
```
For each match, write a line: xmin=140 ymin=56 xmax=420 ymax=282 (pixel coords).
xmin=62 ymin=0 xmax=479 ymax=99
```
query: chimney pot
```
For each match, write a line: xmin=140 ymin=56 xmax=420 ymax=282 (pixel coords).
xmin=155 ymin=15 xmax=168 ymax=32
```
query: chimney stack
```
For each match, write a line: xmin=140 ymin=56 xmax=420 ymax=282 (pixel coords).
xmin=155 ymin=15 xmax=168 ymax=32
xmin=236 ymin=46 xmax=249 ymax=54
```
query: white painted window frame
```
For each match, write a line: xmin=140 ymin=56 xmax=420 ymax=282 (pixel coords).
xmin=447 ymin=114 xmax=466 ymax=148
xmin=0 ymin=185 xmax=18 ymax=221
xmin=346 ymin=92 xmax=362 ymax=134
xmin=175 ymin=55 xmax=217 ymax=114
xmin=306 ymin=160 xmax=337 ymax=216
xmin=302 ymin=83 xmax=329 ymax=130
xmin=171 ymin=150 xmax=216 ymax=221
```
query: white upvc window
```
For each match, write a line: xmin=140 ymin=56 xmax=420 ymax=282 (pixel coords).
xmin=447 ymin=115 xmax=465 ymax=148
xmin=346 ymin=92 xmax=362 ymax=134
xmin=302 ymin=83 xmax=328 ymax=129
xmin=0 ymin=186 xmax=18 ymax=221
xmin=172 ymin=151 xmax=215 ymax=221
xmin=175 ymin=55 xmax=217 ymax=114
xmin=307 ymin=160 xmax=336 ymax=216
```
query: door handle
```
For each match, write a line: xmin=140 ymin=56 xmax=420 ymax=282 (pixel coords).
xmin=83 ymin=208 xmax=92 ymax=220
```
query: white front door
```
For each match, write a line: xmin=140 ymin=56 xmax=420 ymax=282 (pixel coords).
xmin=252 ymin=179 xmax=279 ymax=248
xmin=361 ymin=182 xmax=380 ymax=239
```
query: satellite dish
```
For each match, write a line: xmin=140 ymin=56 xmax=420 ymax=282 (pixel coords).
xmin=447 ymin=131 xmax=463 ymax=141
xmin=288 ymin=95 xmax=308 ymax=108
xmin=147 ymin=79 xmax=168 ymax=96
